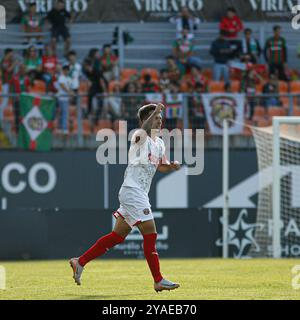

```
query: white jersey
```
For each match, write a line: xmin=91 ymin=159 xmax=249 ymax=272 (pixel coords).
xmin=121 ymin=132 xmax=165 ymax=195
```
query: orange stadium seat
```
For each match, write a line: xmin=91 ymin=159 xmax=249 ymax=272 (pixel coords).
xmin=278 ymin=81 xmax=288 ymax=93
xmin=256 ymin=118 xmax=271 ymax=127
xmin=3 ymin=107 xmax=14 ymax=120
xmin=202 ymin=68 xmax=213 ymax=80
xmin=95 ymin=120 xmax=113 ymax=132
xmin=108 ymin=80 xmax=126 ymax=93
xmin=267 ymin=107 xmax=288 ymax=117
xmin=253 ymin=106 xmax=266 ymax=118
xmin=82 ymin=119 xmax=92 ymax=136
xmin=293 ymin=108 xmax=300 ymax=116
xmin=121 ymin=68 xmax=138 ymax=82
xmin=230 ymin=80 xmax=240 ymax=92
xmin=209 ymin=81 xmax=225 ymax=93
xmin=141 ymin=68 xmax=159 ymax=81
xmin=290 ymin=81 xmax=300 ymax=93
xmin=29 ymin=80 xmax=46 ymax=94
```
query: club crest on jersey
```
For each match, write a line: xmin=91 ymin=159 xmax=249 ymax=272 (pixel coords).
xmin=143 ymin=208 xmax=150 ymax=215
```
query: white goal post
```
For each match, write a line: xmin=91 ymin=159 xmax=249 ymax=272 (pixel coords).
xmin=222 ymin=117 xmax=300 ymax=258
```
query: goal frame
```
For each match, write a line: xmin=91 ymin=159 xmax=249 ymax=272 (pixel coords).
xmin=272 ymin=116 xmax=300 ymax=258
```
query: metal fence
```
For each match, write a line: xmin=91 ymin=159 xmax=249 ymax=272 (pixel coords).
xmin=0 ymin=92 xmax=299 ymax=149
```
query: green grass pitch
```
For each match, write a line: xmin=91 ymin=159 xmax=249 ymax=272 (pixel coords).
xmin=1 ymin=259 xmax=300 ymax=300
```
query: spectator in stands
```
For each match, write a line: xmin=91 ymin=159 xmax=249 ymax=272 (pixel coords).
xmin=42 ymin=44 xmax=58 ymax=92
xmin=56 ymin=64 xmax=74 ymax=134
xmin=0 ymin=49 xmax=19 ymax=128
xmin=220 ymin=7 xmax=243 ymax=40
xmin=142 ymin=73 xmax=159 ymax=93
xmin=11 ymin=64 xmax=31 ymax=133
xmin=210 ymin=31 xmax=233 ymax=83
xmin=169 ymin=6 xmax=201 ymax=40
xmin=189 ymin=82 xmax=206 ymax=130
xmin=240 ymin=68 xmax=263 ymax=119
xmin=159 ymin=69 xmax=171 ymax=94
xmin=240 ymin=28 xmax=261 ymax=64
xmin=24 ymin=46 xmax=42 ymax=76
xmin=262 ymin=73 xmax=282 ymax=108
xmin=102 ymin=82 xmax=123 ymax=121
xmin=264 ymin=26 xmax=288 ymax=81
xmin=66 ymin=50 xmax=82 ymax=104
xmin=46 ymin=0 xmax=73 ymax=56
xmin=164 ymin=81 xmax=181 ymax=130
xmin=165 ymin=55 xmax=181 ymax=82
xmin=186 ymin=66 xmax=207 ymax=91
xmin=21 ymin=2 xmax=44 ymax=45
xmin=122 ymin=82 xmax=141 ymax=132
xmin=173 ymin=28 xmax=202 ymax=73
xmin=82 ymin=53 xmax=107 ymax=123
xmin=100 ymin=44 xmax=120 ymax=82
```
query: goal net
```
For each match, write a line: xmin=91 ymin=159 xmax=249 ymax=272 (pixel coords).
xmin=249 ymin=117 xmax=300 ymax=258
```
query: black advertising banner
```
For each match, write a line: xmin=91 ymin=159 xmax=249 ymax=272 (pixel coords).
xmin=0 ymin=0 xmax=297 ymax=23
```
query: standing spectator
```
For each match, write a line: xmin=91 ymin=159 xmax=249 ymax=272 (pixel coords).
xmin=100 ymin=44 xmax=120 ymax=82
xmin=42 ymin=44 xmax=58 ymax=92
xmin=0 ymin=49 xmax=18 ymax=128
xmin=189 ymin=82 xmax=206 ymax=130
xmin=66 ymin=50 xmax=82 ymax=104
xmin=173 ymin=29 xmax=202 ymax=73
xmin=240 ymin=28 xmax=261 ymax=64
xmin=102 ymin=82 xmax=123 ymax=121
xmin=24 ymin=46 xmax=42 ymax=74
xmin=185 ymin=66 xmax=207 ymax=91
xmin=262 ymin=74 xmax=282 ymax=108
xmin=11 ymin=64 xmax=31 ymax=133
xmin=169 ymin=6 xmax=201 ymax=40
xmin=210 ymin=31 xmax=233 ymax=83
xmin=56 ymin=65 xmax=74 ymax=134
xmin=46 ymin=0 xmax=73 ymax=56
xmin=21 ymin=2 xmax=44 ymax=45
xmin=166 ymin=55 xmax=181 ymax=82
xmin=220 ymin=7 xmax=243 ymax=40
xmin=82 ymin=55 xmax=107 ymax=123
xmin=264 ymin=25 xmax=288 ymax=81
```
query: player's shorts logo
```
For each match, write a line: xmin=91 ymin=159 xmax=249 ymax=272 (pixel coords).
xmin=143 ymin=208 xmax=150 ymax=215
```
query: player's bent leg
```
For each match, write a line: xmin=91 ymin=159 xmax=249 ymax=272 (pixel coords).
xmin=137 ymin=220 xmax=180 ymax=293
xmin=70 ymin=217 xmax=130 ymax=285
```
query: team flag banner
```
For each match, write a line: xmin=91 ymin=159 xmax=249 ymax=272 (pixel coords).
xmin=18 ymin=93 xmax=55 ymax=151
xmin=202 ymin=93 xmax=245 ymax=135
xmin=164 ymin=93 xmax=183 ymax=119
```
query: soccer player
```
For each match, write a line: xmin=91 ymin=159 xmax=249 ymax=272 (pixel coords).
xmin=70 ymin=103 xmax=181 ymax=292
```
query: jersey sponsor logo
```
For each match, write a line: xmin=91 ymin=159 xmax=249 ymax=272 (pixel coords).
xmin=143 ymin=208 xmax=150 ymax=215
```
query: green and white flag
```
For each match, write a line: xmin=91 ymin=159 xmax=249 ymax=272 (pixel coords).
xmin=18 ymin=93 xmax=55 ymax=151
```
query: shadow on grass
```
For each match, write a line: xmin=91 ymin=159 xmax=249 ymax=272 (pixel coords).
xmin=68 ymin=293 xmax=151 ymax=300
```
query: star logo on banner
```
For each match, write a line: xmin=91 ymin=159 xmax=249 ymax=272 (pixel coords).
xmin=216 ymin=209 xmax=264 ymax=258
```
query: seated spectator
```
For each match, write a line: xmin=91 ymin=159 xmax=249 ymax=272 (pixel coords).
xmin=262 ymin=74 xmax=282 ymax=108
xmin=210 ymin=31 xmax=233 ymax=83
xmin=240 ymin=28 xmax=261 ymax=64
xmin=24 ymin=46 xmax=42 ymax=74
xmin=159 ymin=69 xmax=171 ymax=94
xmin=0 ymin=49 xmax=18 ymax=128
xmin=173 ymin=29 xmax=202 ymax=73
xmin=100 ymin=44 xmax=120 ymax=82
xmin=122 ymin=82 xmax=142 ymax=132
xmin=46 ymin=0 xmax=73 ymax=56
xmin=56 ymin=65 xmax=74 ymax=134
xmin=142 ymin=74 xmax=159 ymax=93
xmin=102 ymin=82 xmax=123 ymax=121
xmin=185 ymin=66 xmax=207 ymax=91
xmin=169 ymin=6 xmax=201 ymax=40
xmin=264 ymin=25 xmax=288 ymax=81
xmin=189 ymin=82 xmax=206 ymax=130
xmin=21 ymin=2 xmax=44 ymax=45
xmin=166 ymin=55 xmax=181 ymax=82
xmin=42 ymin=44 xmax=58 ymax=92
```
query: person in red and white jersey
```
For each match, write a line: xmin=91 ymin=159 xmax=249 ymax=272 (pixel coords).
xmin=70 ymin=103 xmax=181 ymax=292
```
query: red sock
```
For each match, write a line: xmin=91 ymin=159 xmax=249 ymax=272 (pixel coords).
xmin=143 ymin=233 xmax=163 ymax=283
xmin=79 ymin=231 xmax=125 ymax=267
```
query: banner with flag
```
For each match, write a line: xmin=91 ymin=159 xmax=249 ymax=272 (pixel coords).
xmin=202 ymin=93 xmax=245 ymax=135
xmin=164 ymin=93 xmax=183 ymax=119
xmin=145 ymin=93 xmax=163 ymax=104
xmin=18 ymin=93 xmax=55 ymax=151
